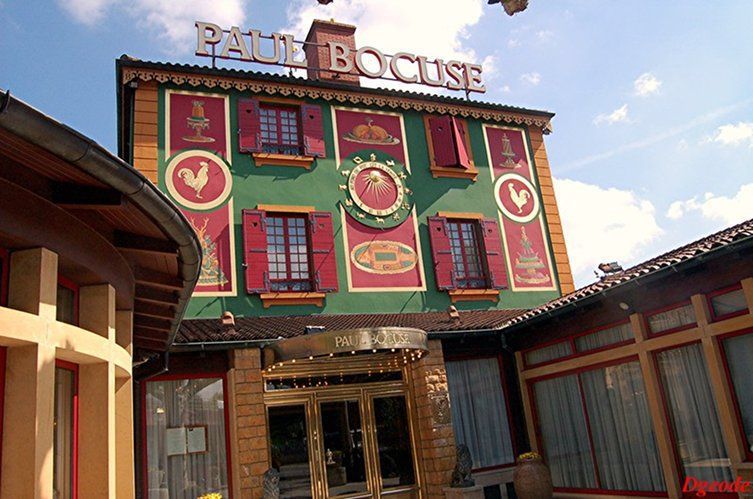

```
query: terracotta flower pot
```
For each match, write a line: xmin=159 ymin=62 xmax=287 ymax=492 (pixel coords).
xmin=513 ymin=452 xmax=553 ymax=499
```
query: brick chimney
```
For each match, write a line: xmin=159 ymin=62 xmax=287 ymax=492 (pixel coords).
xmin=304 ymin=19 xmax=360 ymax=86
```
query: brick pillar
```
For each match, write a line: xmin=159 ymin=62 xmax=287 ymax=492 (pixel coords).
xmin=229 ymin=348 xmax=269 ymax=498
xmin=410 ymin=339 xmax=456 ymax=498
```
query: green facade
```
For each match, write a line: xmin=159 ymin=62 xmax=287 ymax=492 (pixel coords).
xmin=153 ymin=84 xmax=561 ymax=319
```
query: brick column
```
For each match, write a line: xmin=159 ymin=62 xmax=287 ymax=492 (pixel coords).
xmin=229 ymin=348 xmax=269 ymax=499
xmin=410 ymin=339 xmax=456 ymax=498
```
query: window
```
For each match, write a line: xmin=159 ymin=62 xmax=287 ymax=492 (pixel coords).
xmin=259 ymin=105 xmax=302 ymax=155
xmin=446 ymin=357 xmax=515 ymax=469
xmin=238 ymin=99 xmax=325 ymax=166
xmin=524 ymin=321 xmax=634 ymax=367
xmin=242 ymin=209 xmax=338 ymax=304
xmin=54 ymin=360 xmax=78 ymax=499
xmin=656 ymin=343 xmax=732 ymax=483
xmin=144 ymin=375 xmax=231 ymax=499
xmin=427 ymin=216 xmax=508 ymax=293
xmin=646 ymin=302 xmax=696 ymax=335
xmin=709 ymin=285 xmax=748 ymax=321
xmin=447 ymin=220 xmax=486 ymax=289
xmin=57 ymin=277 xmax=78 ymax=326
xmin=720 ymin=331 xmax=753 ymax=460
xmin=524 ymin=341 xmax=572 ymax=366
xmin=266 ymin=214 xmax=312 ymax=292
xmin=0 ymin=247 xmax=8 ymax=306
xmin=532 ymin=360 xmax=665 ymax=493
xmin=425 ymin=115 xmax=477 ymax=180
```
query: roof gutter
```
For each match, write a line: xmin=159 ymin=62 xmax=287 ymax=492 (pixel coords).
xmin=0 ymin=89 xmax=202 ymax=348
xmin=500 ymin=233 xmax=753 ymax=339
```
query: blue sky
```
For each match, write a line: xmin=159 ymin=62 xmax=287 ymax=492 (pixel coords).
xmin=2 ymin=0 xmax=752 ymax=286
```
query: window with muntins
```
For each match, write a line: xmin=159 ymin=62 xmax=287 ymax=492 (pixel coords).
xmin=266 ymin=215 xmax=312 ymax=292
xmin=259 ymin=105 xmax=302 ymax=155
xmin=447 ymin=220 xmax=486 ymax=289
xmin=721 ymin=331 xmax=753 ymax=460
xmin=710 ymin=287 xmax=748 ymax=320
xmin=647 ymin=303 xmax=696 ymax=335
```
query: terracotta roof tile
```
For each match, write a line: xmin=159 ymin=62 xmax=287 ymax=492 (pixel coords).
xmin=176 ymin=309 xmax=525 ymax=343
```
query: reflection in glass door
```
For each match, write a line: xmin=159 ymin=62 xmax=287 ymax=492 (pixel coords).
xmin=320 ymin=400 xmax=368 ymax=497
xmin=373 ymin=396 xmax=415 ymax=491
xmin=269 ymin=404 xmax=313 ymax=498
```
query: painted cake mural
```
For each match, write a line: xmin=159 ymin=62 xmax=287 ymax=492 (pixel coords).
xmin=333 ymin=107 xmax=426 ymax=291
xmin=483 ymin=125 xmax=557 ymax=291
xmin=164 ymin=90 xmax=236 ymax=296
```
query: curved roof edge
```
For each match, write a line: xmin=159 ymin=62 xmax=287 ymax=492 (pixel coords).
xmin=0 ymin=88 xmax=201 ymax=348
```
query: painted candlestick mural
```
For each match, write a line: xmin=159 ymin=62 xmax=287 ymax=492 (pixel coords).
xmin=333 ymin=107 xmax=425 ymax=291
xmin=484 ymin=125 xmax=557 ymax=291
xmin=164 ymin=90 xmax=236 ymax=296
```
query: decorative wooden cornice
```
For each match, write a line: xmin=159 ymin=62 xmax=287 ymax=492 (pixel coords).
xmin=122 ymin=67 xmax=553 ymax=133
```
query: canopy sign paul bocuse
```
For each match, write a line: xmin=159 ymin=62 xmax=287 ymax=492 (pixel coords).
xmin=195 ymin=21 xmax=487 ymax=93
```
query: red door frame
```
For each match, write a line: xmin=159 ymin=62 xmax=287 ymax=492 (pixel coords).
xmin=443 ymin=352 xmax=519 ymax=472
xmin=141 ymin=372 xmax=234 ymax=499
xmin=527 ymin=355 xmax=668 ymax=497
xmin=55 ymin=359 xmax=79 ymax=499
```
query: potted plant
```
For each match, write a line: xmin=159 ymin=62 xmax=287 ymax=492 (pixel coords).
xmin=512 ymin=452 xmax=553 ymax=499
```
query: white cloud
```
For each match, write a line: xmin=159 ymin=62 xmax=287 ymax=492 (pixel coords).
xmin=634 ymin=72 xmax=662 ymax=97
xmin=666 ymin=184 xmax=753 ymax=225
xmin=555 ymin=178 xmax=663 ymax=285
xmin=56 ymin=0 xmax=111 ymax=26
xmin=709 ymin=122 xmax=753 ymax=147
xmin=536 ymin=30 xmax=554 ymax=42
xmin=501 ymin=84 xmax=511 ymax=93
xmin=520 ymin=72 xmax=541 ymax=86
xmin=58 ymin=0 xmax=248 ymax=53
xmin=507 ymin=38 xmax=521 ymax=49
xmin=283 ymin=0 xmax=486 ymax=91
xmin=594 ymin=103 xmax=629 ymax=125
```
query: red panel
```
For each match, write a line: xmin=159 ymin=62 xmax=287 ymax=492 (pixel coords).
xmin=452 ymin=117 xmax=471 ymax=169
xmin=428 ymin=115 xmax=458 ymax=167
xmin=241 ymin=209 xmax=269 ymax=293
xmin=428 ymin=216 xmax=455 ymax=290
xmin=238 ymin=98 xmax=261 ymax=153
xmin=481 ymin=219 xmax=509 ymax=289
xmin=302 ymin=104 xmax=326 ymax=158
xmin=309 ymin=211 xmax=338 ymax=292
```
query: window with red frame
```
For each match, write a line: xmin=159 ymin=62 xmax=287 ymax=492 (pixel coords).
xmin=266 ymin=214 xmax=312 ymax=292
xmin=427 ymin=216 xmax=508 ymax=291
xmin=523 ymin=321 xmax=634 ymax=367
xmin=259 ymin=105 xmax=302 ymax=155
xmin=447 ymin=220 xmax=487 ymax=289
xmin=54 ymin=360 xmax=78 ymax=499
xmin=57 ymin=277 xmax=79 ymax=326
xmin=242 ymin=209 xmax=338 ymax=294
xmin=646 ymin=302 xmax=696 ymax=336
xmin=709 ymin=285 xmax=748 ymax=321
xmin=720 ymin=330 xmax=753 ymax=460
xmin=531 ymin=358 xmax=666 ymax=493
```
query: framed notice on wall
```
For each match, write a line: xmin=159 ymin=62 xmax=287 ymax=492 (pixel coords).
xmin=166 ymin=426 xmax=208 ymax=456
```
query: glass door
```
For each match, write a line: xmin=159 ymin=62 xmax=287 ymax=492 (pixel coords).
xmin=268 ymin=403 xmax=315 ymax=498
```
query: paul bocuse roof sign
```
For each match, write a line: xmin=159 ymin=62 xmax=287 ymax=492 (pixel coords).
xmin=195 ymin=21 xmax=487 ymax=93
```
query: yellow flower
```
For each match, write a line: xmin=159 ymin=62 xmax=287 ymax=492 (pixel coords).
xmin=517 ymin=451 xmax=542 ymax=463
xmin=197 ymin=494 xmax=223 ymax=499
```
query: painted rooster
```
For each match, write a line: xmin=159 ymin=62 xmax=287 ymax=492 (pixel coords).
xmin=508 ymin=183 xmax=531 ymax=213
xmin=178 ymin=161 xmax=210 ymax=199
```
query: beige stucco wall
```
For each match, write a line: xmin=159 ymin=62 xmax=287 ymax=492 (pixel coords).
xmin=0 ymin=247 xmax=135 ymax=498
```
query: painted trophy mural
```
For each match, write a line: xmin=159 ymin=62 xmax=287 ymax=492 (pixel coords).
xmin=333 ymin=107 xmax=425 ymax=291
xmin=484 ymin=125 xmax=557 ymax=291
xmin=164 ymin=91 xmax=236 ymax=296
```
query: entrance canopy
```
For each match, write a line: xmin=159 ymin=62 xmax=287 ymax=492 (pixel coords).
xmin=264 ymin=327 xmax=428 ymax=370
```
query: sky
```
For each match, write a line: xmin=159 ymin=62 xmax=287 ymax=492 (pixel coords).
xmin=2 ymin=0 xmax=752 ymax=287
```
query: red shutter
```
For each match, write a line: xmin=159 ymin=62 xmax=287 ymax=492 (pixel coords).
xmin=452 ymin=117 xmax=472 ymax=170
xmin=427 ymin=216 xmax=456 ymax=290
xmin=302 ymin=104 xmax=326 ymax=158
xmin=309 ymin=211 xmax=338 ymax=292
xmin=481 ymin=218 xmax=509 ymax=290
xmin=238 ymin=98 xmax=261 ymax=153
xmin=242 ymin=209 xmax=269 ymax=293
xmin=428 ymin=115 xmax=458 ymax=167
